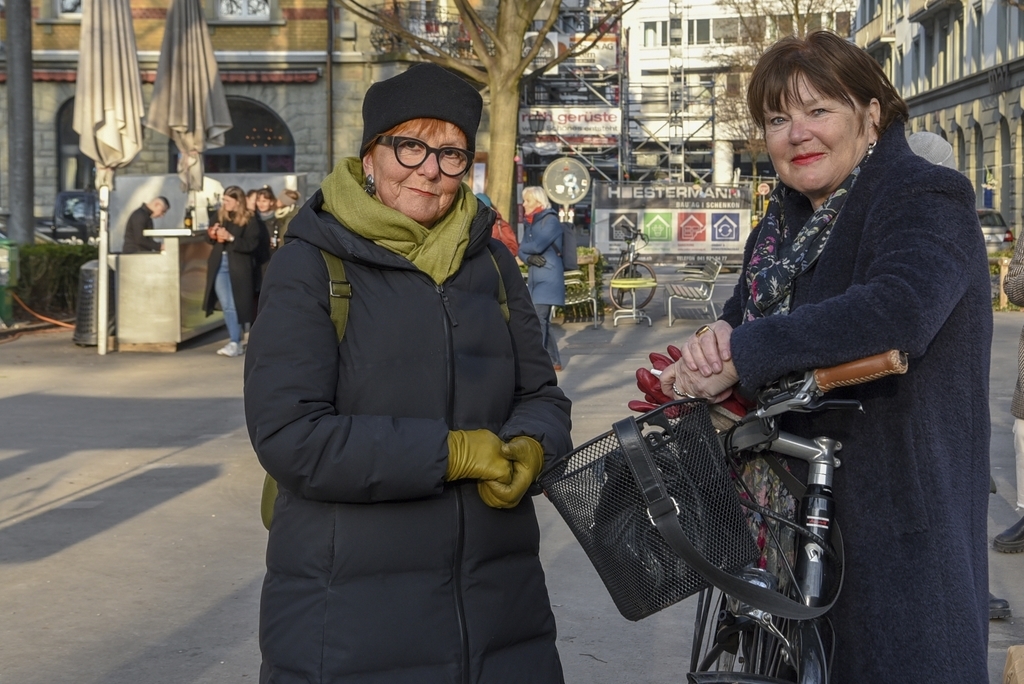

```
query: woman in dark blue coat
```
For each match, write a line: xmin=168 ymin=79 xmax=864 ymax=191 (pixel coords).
xmin=660 ymin=32 xmax=990 ymax=683
xmin=518 ymin=186 xmax=564 ymax=370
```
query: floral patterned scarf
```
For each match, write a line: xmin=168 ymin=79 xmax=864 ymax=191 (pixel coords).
xmin=744 ymin=148 xmax=872 ymax=321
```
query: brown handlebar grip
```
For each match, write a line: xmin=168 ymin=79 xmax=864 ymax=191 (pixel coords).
xmin=813 ymin=350 xmax=908 ymax=392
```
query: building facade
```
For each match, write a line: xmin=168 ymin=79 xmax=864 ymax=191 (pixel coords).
xmin=0 ymin=0 xmax=430 ymax=218
xmin=855 ymin=0 xmax=1024 ymax=227
xmin=516 ymin=0 xmax=853 ymax=189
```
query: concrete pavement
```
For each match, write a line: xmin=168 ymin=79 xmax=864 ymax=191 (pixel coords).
xmin=1 ymin=275 xmax=1022 ymax=683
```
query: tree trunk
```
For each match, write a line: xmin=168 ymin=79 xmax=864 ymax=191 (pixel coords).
xmin=485 ymin=82 xmax=522 ymax=229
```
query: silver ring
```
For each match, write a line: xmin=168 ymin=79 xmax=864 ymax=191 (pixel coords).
xmin=672 ymin=383 xmax=694 ymax=399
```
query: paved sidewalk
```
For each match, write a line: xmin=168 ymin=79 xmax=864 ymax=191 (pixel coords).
xmin=1 ymin=276 xmax=1022 ymax=683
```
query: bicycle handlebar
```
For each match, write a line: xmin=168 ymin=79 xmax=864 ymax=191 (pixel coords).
xmin=754 ymin=350 xmax=908 ymax=420
xmin=812 ymin=350 xmax=908 ymax=392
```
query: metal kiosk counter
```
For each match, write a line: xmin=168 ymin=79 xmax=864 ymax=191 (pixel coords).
xmin=116 ymin=228 xmax=223 ymax=352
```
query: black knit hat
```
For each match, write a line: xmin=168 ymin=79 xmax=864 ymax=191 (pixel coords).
xmin=360 ymin=63 xmax=483 ymax=156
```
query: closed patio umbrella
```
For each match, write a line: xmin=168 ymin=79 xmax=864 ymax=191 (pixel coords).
xmin=73 ymin=0 xmax=145 ymax=355
xmin=145 ymin=0 xmax=232 ymax=193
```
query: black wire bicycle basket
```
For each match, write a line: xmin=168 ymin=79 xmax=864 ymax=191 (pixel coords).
xmin=540 ymin=401 xmax=759 ymax=621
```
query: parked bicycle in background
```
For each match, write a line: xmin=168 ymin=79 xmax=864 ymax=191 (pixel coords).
xmin=608 ymin=223 xmax=657 ymax=310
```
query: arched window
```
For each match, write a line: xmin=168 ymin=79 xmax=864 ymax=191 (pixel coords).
xmin=168 ymin=97 xmax=295 ymax=174
xmin=57 ymin=98 xmax=96 ymax=191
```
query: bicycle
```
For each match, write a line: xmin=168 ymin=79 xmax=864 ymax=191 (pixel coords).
xmin=540 ymin=349 xmax=907 ymax=684
xmin=686 ymin=350 xmax=908 ymax=683
xmin=608 ymin=225 xmax=658 ymax=310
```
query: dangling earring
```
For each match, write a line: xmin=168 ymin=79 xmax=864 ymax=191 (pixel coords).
xmin=364 ymin=174 xmax=376 ymax=196
xmin=866 ymin=140 xmax=877 ymax=156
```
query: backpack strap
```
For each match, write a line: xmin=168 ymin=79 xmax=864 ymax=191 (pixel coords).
xmin=486 ymin=245 xmax=510 ymax=323
xmin=320 ymin=248 xmax=352 ymax=342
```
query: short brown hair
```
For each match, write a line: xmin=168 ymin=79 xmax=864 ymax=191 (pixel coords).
xmin=747 ymin=31 xmax=908 ymax=135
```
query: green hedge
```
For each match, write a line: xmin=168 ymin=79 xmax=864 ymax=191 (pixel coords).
xmin=14 ymin=244 xmax=98 ymax=316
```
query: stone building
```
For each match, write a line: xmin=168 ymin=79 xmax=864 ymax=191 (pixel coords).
xmin=854 ymin=0 xmax=1024 ymax=227
xmin=0 ymin=0 xmax=423 ymax=218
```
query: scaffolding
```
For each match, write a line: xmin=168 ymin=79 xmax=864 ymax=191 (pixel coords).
xmin=623 ymin=1 xmax=717 ymax=183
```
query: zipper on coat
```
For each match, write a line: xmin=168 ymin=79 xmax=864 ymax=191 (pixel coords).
xmin=453 ymin=487 xmax=470 ymax=684
xmin=436 ymin=284 xmax=459 ymax=327
xmin=439 ymin=280 xmax=470 ymax=684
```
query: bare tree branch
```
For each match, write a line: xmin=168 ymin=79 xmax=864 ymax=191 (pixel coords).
xmin=515 ymin=0 xmax=564 ymax=75
xmin=528 ymin=0 xmax=638 ymax=76
xmin=452 ymin=0 xmax=501 ymax=58
xmin=337 ymin=0 xmax=487 ymax=82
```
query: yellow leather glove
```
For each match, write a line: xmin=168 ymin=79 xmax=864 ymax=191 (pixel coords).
xmin=478 ymin=436 xmax=544 ymax=509
xmin=446 ymin=430 xmax=513 ymax=484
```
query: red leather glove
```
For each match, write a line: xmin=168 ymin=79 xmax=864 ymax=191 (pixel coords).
xmin=628 ymin=345 xmax=684 ymax=414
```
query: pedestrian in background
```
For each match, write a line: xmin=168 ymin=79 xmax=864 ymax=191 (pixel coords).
xmin=122 ymin=196 xmax=169 ymax=254
xmin=271 ymin=189 xmax=301 ymax=249
xmin=243 ymin=63 xmax=571 ymax=683
xmin=996 ymin=235 xmax=1024 ymax=552
xmin=518 ymin=186 xmax=564 ymax=371
xmin=203 ymin=185 xmax=259 ymax=357
xmin=252 ymin=187 xmax=275 ymax=293
xmin=475 ymin=191 xmax=520 ymax=258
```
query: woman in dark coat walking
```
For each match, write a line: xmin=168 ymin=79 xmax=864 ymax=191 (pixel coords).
xmin=660 ymin=32 xmax=990 ymax=683
xmin=243 ymin=63 xmax=571 ymax=684
xmin=994 ymin=236 xmax=1024 ymax=551
xmin=202 ymin=185 xmax=259 ymax=357
xmin=518 ymin=186 xmax=565 ymax=370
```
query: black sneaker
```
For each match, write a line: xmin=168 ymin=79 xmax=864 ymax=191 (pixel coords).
xmin=994 ymin=517 xmax=1024 ymax=553
xmin=991 ymin=593 xmax=1012 ymax=620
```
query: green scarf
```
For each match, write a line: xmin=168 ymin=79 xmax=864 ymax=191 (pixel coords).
xmin=320 ymin=158 xmax=476 ymax=285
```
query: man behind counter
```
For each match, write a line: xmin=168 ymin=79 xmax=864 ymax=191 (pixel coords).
xmin=122 ymin=197 xmax=171 ymax=254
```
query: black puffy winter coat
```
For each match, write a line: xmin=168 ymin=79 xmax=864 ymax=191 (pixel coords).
xmin=243 ymin=191 xmax=572 ymax=684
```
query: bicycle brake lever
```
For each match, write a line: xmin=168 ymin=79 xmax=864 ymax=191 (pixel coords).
xmin=791 ymin=398 xmax=863 ymax=413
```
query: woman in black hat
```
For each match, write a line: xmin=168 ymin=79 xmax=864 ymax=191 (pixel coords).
xmin=243 ymin=63 xmax=571 ymax=683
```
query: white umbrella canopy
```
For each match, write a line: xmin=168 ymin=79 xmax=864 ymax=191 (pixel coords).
xmin=72 ymin=0 xmax=144 ymax=189
xmin=146 ymin=0 xmax=232 ymax=192
xmin=72 ymin=0 xmax=145 ymax=356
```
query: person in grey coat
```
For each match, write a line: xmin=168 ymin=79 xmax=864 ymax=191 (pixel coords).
xmin=244 ymin=63 xmax=571 ymax=683
xmin=994 ymin=236 xmax=1024 ymax=552
xmin=518 ymin=186 xmax=565 ymax=370
xmin=660 ymin=32 xmax=990 ymax=683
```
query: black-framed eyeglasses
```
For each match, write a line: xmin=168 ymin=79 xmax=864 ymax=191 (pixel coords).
xmin=377 ymin=135 xmax=472 ymax=177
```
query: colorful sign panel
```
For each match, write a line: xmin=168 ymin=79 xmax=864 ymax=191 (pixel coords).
xmin=592 ymin=182 xmax=752 ymax=262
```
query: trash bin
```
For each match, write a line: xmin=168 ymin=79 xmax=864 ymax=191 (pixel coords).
xmin=72 ymin=260 xmax=99 ymax=346
xmin=72 ymin=260 xmax=115 ymax=346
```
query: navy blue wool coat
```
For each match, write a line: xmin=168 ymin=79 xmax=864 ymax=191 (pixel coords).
xmin=244 ymin=192 xmax=571 ymax=684
xmin=519 ymin=207 xmax=566 ymax=306
xmin=722 ymin=123 xmax=991 ymax=683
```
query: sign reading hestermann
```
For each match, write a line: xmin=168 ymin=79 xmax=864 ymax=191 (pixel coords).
xmin=518 ymin=107 xmax=621 ymax=136
xmin=592 ymin=181 xmax=752 ymax=262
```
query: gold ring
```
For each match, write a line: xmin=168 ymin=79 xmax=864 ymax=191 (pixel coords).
xmin=695 ymin=325 xmax=712 ymax=337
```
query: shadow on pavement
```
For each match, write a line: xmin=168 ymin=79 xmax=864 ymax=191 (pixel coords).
xmin=0 ymin=394 xmax=235 ymax=484
xmin=0 ymin=465 xmax=220 ymax=563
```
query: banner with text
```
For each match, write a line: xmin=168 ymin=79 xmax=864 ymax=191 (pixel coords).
xmin=518 ymin=107 xmax=621 ymax=136
xmin=592 ymin=181 xmax=752 ymax=261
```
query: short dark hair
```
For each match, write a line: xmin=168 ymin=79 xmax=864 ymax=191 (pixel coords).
xmin=747 ymin=31 xmax=908 ymax=135
xmin=157 ymin=196 xmax=171 ymax=211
